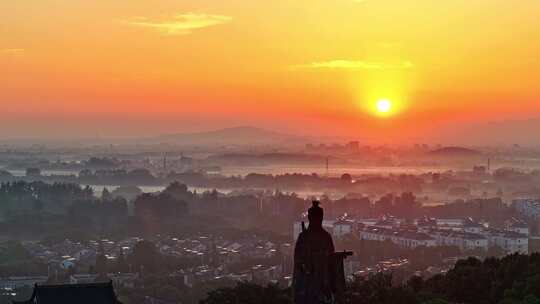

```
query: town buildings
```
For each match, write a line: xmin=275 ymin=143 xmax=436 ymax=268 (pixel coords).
xmin=514 ymin=199 xmax=540 ymax=219
xmin=295 ymin=215 xmax=530 ymax=255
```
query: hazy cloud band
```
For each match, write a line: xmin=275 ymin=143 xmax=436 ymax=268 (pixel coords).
xmin=123 ymin=13 xmax=232 ymax=35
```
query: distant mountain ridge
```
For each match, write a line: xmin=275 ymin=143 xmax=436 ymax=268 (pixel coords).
xmin=429 ymin=146 xmax=481 ymax=156
xmin=146 ymin=126 xmax=309 ymax=146
xmin=442 ymin=118 xmax=540 ymax=146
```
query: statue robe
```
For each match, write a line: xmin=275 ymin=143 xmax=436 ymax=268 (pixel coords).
xmin=293 ymin=225 xmax=335 ymax=304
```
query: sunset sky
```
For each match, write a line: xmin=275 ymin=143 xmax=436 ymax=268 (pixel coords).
xmin=1 ymin=0 xmax=540 ymax=143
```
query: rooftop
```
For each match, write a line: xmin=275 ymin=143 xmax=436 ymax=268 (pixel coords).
xmin=13 ymin=281 xmax=121 ymax=304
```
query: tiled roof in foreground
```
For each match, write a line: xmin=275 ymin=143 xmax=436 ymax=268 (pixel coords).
xmin=13 ymin=281 xmax=121 ymax=304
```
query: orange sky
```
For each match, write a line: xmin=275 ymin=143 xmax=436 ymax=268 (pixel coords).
xmin=1 ymin=0 xmax=540 ymax=142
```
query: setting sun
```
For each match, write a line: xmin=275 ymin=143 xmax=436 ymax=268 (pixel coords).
xmin=376 ymin=99 xmax=392 ymax=114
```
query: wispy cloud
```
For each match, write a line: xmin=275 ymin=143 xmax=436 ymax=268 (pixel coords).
xmin=293 ymin=60 xmax=414 ymax=70
xmin=1 ymin=48 xmax=25 ymax=54
xmin=122 ymin=13 xmax=232 ymax=35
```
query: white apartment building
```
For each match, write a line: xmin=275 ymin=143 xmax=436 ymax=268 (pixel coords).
xmin=485 ymin=229 xmax=528 ymax=254
xmin=436 ymin=219 xmax=466 ymax=228
xmin=513 ymin=199 xmax=540 ymax=219
xmin=356 ymin=219 xmax=379 ymax=227
xmin=463 ymin=222 xmax=484 ymax=234
xmin=427 ymin=230 xmax=488 ymax=252
xmin=359 ymin=226 xmax=490 ymax=252
xmin=359 ymin=227 xmax=437 ymax=249
xmin=333 ymin=219 xmax=355 ymax=239
xmin=372 ymin=218 xmax=403 ymax=229
xmin=508 ymin=222 xmax=530 ymax=236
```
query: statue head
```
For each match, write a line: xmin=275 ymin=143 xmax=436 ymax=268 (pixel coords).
xmin=308 ymin=201 xmax=323 ymax=227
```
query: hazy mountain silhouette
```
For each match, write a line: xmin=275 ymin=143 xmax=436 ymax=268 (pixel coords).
xmin=147 ymin=126 xmax=308 ymax=146
xmin=429 ymin=146 xmax=481 ymax=156
xmin=441 ymin=118 xmax=540 ymax=146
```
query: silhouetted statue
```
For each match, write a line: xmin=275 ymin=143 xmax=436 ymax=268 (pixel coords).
xmin=293 ymin=201 xmax=352 ymax=304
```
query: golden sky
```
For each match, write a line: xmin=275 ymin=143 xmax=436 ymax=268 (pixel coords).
xmin=1 ymin=0 xmax=540 ymax=142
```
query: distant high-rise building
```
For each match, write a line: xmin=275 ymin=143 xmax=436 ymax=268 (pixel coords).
xmin=325 ymin=157 xmax=329 ymax=176
xmin=346 ymin=141 xmax=360 ymax=151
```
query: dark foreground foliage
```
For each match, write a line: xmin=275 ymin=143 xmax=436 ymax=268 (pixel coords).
xmin=200 ymin=283 xmax=292 ymax=304
xmin=200 ymin=253 xmax=540 ymax=304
